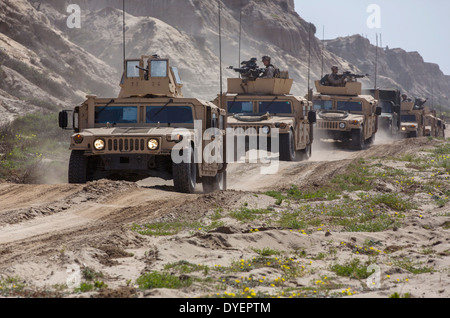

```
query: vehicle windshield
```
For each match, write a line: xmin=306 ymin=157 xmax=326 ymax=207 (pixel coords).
xmin=227 ymin=101 xmax=253 ymax=114
xmin=313 ymin=100 xmax=333 ymax=111
xmin=337 ymin=101 xmax=363 ymax=112
xmin=380 ymin=101 xmax=393 ymax=113
xmin=95 ymin=106 xmax=138 ymax=124
xmin=146 ymin=106 xmax=193 ymax=124
xmin=401 ymin=115 xmax=416 ymax=122
xmin=258 ymin=101 xmax=292 ymax=114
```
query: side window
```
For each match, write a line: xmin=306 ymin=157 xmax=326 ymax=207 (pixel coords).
xmin=126 ymin=61 xmax=140 ymax=78
xmin=212 ymin=113 xmax=218 ymax=128
xmin=151 ymin=60 xmax=168 ymax=77
xmin=219 ymin=115 xmax=225 ymax=130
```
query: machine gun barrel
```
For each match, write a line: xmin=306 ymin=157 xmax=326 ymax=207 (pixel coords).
xmin=340 ymin=71 xmax=369 ymax=79
xmin=135 ymin=65 xmax=148 ymax=72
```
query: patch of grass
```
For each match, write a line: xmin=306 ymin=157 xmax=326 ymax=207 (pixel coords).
xmin=0 ymin=112 xmax=71 ymax=183
xmin=370 ymin=193 xmax=417 ymax=212
xmin=330 ymin=258 xmax=374 ymax=280
xmin=164 ymin=261 xmax=209 ymax=275
xmin=136 ymin=271 xmax=192 ymax=289
xmin=229 ymin=206 xmax=273 ymax=222
xmin=392 ymin=257 xmax=435 ymax=274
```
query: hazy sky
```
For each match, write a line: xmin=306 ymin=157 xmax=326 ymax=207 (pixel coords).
xmin=294 ymin=0 xmax=450 ymax=75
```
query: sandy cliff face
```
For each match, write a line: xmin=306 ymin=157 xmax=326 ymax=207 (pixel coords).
xmin=325 ymin=35 xmax=450 ymax=106
xmin=0 ymin=0 xmax=448 ymax=123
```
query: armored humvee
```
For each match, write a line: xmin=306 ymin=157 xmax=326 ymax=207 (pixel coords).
xmin=423 ymin=108 xmax=446 ymax=138
xmin=59 ymin=55 xmax=227 ymax=194
xmin=313 ymin=78 xmax=381 ymax=150
xmin=399 ymin=99 xmax=426 ymax=138
xmin=213 ymin=61 xmax=316 ymax=162
xmin=363 ymin=89 xmax=401 ymax=136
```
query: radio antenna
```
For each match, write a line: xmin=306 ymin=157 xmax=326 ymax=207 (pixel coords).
xmin=122 ymin=0 xmax=126 ymax=73
xmin=307 ymin=23 xmax=312 ymax=93
xmin=321 ymin=25 xmax=324 ymax=78
xmin=218 ymin=0 xmax=223 ymax=105
xmin=374 ymin=33 xmax=378 ymax=90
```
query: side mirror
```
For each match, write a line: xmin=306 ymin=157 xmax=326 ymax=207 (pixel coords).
xmin=59 ymin=111 xmax=68 ymax=129
xmin=59 ymin=110 xmax=74 ymax=130
xmin=308 ymin=111 xmax=317 ymax=124
xmin=375 ymin=106 xmax=382 ymax=116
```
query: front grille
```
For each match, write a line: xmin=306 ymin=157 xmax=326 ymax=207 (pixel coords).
xmin=230 ymin=125 xmax=261 ymax=135
xmin=317 ymin=121 xmax=340 ymax=130
xmin=106 ymin=137 xmax=147 ymax=152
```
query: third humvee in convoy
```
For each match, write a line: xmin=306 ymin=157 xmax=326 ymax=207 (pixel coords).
xmin=59 ymin=55 xmax=227 ymax=193
xmin=312 ymin=73 xmax=381 ymax=150
xmin=213 ymin=58 xmax=316 ymax=162
xmin=423 ymin=108 xmax=446 ymax=138
xmin=399 ymin=98 xmax=427 ymax=138
xmin=363 ymin=88 xmax=401 ymax=137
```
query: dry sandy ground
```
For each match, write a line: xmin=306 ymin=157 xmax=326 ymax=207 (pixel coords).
xmin=0 ymin=133 xmax=448 ymax=299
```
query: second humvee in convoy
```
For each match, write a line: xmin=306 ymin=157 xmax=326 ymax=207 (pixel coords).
xmin=312 ymin=74 xmax=381 ymax=150
xmin=213 ymin=58 xmax=316 ymax=162
xmin=59 ymin=55 xmax=227 ymax=194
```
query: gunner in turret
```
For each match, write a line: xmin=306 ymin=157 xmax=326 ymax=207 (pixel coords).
xmin=326 ymin=66 xmax=346 ymax=87
xmin=260 ymin=56 xmax=276 ymax=78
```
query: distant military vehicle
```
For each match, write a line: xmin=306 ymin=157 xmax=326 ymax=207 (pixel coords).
xmin=424 ymin=108 xmax=446 ymax=138
xmin=214 ymin=59 xmax=316 ymax=162
xmin=399 ymin=98 xmax=427 ymax=138
xmin=363 ymin=89 xmax=401 ymax=136
xmin=312 ymin=74 xmax=381 ymax=150
xmin=59 ymin=55 xmax=227 ymax=194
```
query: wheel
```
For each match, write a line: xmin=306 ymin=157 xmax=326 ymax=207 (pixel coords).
xmin=351 ymin=128 xmax=365 ymax=150
xmin=202 ymin=171 xmax=226 ymax=193
xmin=298 ymin=143 xmax=311 ymax=161
xmin=409 ymin=131 xmax=418 ymax=138
xmin=172 ymin=146 xmax=197 ymax=193
xmin=68 ymin=150 xmax=88 ymax=184
xmin=279 ymin=130 xmax=297 ymax=161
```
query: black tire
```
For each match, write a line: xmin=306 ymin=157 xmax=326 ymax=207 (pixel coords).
xmin=279 ymin=130 xmax=297 ymax=161
xmin=173 ymin=146 xmax=197 ymax=193
xmin=351 ymin=128 xmax=365 ymax=150
xmin=298 ymin=143 xmax=311 ymax=161
xmin=202 ymin=171 xmax=225 ymax=193
xmin=68 ymin=150 xmax=88 ymax=184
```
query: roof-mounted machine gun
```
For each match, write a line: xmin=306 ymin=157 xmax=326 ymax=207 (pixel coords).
xmin=228 ymin=58 xmax=265 ymax=81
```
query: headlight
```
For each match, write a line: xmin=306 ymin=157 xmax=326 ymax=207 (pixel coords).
xmin=93 ymin=139 xmax=105 ymax=150
xmin=339 ymin=122 xmax=346 ymax=129
xmin=148 ymin=139 xmax=159 ymax=150
xmin=261 ymin=126 xmax=270 ymax=134
xmin=401 ymin=127 xmax=406 ymax=131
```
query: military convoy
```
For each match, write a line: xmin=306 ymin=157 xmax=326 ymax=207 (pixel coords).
xmin=59 ymin=55 xmax=227 ymax=193
xmin=214 ymin=59 xmax=316 ymax=162
xmin=312 ymin=76 xmax=381 ymax=150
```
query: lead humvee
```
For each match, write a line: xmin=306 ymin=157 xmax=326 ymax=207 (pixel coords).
xmin=312 ymin=77 xmax=381 ymax=150
xmin=213 ymin=59 xmax=316 ymax=162
xmin=59 ymin=55 xmax=227 ymax=194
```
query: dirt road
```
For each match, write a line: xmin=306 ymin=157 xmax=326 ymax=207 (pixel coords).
xmin=0 ymin=134 xmax=448 ymax=298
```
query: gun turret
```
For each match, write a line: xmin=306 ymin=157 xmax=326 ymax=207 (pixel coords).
xmin=228 ymin=58 xmax=265 ymax=81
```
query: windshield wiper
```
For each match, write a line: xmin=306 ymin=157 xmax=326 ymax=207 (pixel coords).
xmin=96 ymin=99 xmax=115 ymax=117
xmin=152 ymin=98 xmax=174 ymax=119
xmin=262 ymin=96 xmax=278 ymax=113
